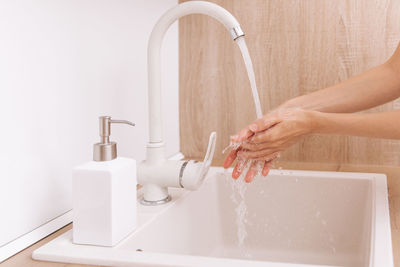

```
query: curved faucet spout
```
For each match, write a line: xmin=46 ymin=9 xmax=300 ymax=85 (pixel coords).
xmin=147 ymin=1 xmax=244 ymax=146
xmin=140 ymin=1 xmax=245 ymax=205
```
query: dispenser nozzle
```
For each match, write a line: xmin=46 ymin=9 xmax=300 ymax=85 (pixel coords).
xmin=93 ymin=116 xmax=135 ymax=162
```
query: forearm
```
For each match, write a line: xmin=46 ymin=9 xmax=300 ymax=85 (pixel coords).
xmin=280 ymin=63 xmax=400 ymax=113
xmin=312 ymin=110 xmax=400 ymax=139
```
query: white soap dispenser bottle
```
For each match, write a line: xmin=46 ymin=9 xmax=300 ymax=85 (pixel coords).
xmin=72 ymin=116 xmax=137 ymax=246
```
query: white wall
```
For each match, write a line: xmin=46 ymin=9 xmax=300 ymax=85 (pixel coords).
xmin=0 ymin=0 xmax=178 ymax=250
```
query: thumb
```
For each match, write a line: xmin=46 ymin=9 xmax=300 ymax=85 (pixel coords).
xmin=249 ymin=115 xmax=282 ymax=133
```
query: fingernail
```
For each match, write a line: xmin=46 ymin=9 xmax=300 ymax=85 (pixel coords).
xmin=249 ymin=124 xmax=258 ymax=131
xmin=231 ymin=135 xmax=238 ymax=140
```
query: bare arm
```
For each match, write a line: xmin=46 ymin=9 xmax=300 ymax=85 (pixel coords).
xmin=224 ymin=43 xmax=400 ymax=182
xmin=280 ymin=44 xmax=400 ymax=113
xmin=235 ymin=108 xmax=400 ymax=161
xmin=314 ymin=110 xmax=400 ymax=139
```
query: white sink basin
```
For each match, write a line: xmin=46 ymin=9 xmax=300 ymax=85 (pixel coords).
xmin=33 ymin=167 xmax=393 ymax=267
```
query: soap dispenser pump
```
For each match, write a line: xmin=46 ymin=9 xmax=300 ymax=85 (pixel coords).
xmin=72 ymin=116 xmax=137 ymax=247
xmin=93 ymin=116 xmax=135 ymax=161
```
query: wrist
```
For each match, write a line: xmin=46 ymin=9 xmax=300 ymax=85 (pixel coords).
xmin=304 ymin=110 xmax=325 ymax=134
xmin=278 ymin=98 xmax=299 ymax=110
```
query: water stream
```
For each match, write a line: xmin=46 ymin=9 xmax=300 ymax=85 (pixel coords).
xmin=223 ymin=37 xmax=263 ymax=258
xmin=235 ymin=37 xmax=263 ymax=119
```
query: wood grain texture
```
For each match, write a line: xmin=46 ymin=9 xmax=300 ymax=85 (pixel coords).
xmin=179 ymin=0 xmax=400 ymax=165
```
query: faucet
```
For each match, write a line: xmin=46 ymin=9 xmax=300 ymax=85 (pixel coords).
xmin=137 ymin=1 xmax=245 ymax=205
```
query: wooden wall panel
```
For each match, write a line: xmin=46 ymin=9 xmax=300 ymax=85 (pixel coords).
xmin=179 ymin=0 xmax=400 ymax=165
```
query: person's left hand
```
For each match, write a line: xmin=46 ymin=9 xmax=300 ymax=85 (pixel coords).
xmin=224 ymin=108 xmax=318 ymax=181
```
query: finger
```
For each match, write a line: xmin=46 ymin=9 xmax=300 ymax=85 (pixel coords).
xmin=223 ymin=149 xmax=238 ymax=169
xmin=240 ymin=141 xmax=262 ymax=151
xmin=245 ymin=161 xmax=259 ymax=183
xmin=232 ymin=127 xmax=254 ymax=142
xmin=241 ymin=140 xmax=277 ymax=151
xmin=262 ymin=160 xmax=273 ymax=176
xmin=238 ymin=148 xmax=278 ymax=159
xmin=248 ymin=115 xmax=282 ymax=133
xmin=232 ymin=157 xmax=247 ymax=179
xmin=249 ymin=128 xmax=277 ymax=143
xmin=262 ymin=164 xmax=270 ymax=176
xmin=254 ymin=152 xmax=281 ymax=162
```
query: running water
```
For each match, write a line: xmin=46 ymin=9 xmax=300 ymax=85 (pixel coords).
xmin=221 ymin=37 xmax=263 ymax=258
xmin=235 ymin=37 xmax=263 ymax=119
xmin=222 ymin=36 xmax=265 ymax=173
xmin=223 ymin=171 xmax=252 ymax=258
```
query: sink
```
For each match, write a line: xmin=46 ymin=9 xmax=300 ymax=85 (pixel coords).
xmin=33 ymin=167 xmax=393 ymax=267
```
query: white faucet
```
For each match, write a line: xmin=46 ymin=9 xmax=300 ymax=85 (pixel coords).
xmin=137 ymin=1 xmax=245 ymax=205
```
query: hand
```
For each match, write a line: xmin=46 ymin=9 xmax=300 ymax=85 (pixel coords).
xmin=224 ymin=108 xmax=318 ymax=181
xmin=223 ymin=108 xmax=283 ymax=182
xmin=223 ymin=148 xmax=272 ymax=183
xmin=238 ymin=108 xmax=317 ymax=159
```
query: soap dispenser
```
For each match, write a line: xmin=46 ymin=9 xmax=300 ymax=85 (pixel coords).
xmin=72 ymin=116 xmax=137 ymax=247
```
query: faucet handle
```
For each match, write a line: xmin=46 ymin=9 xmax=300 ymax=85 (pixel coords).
xmin=200 ymin=131 xmax=217 ymax=179
xmin=180 ymin=132 xmax=217 ymax=190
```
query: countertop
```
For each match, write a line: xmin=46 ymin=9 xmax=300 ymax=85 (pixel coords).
xmin=1 ymin=161 xmax=399 ymax=267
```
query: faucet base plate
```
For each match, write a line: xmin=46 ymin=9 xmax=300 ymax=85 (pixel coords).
xmin=140 ymin=195 xmax=171 ymax=206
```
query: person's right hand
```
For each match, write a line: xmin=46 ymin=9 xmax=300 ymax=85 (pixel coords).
xmin=223 ymin=148 xmax=273 ymax=183
xmin=224 ymin=108 xmax=318 ymax=182
xmin=223 ymin=109 xmax=284 ymax=182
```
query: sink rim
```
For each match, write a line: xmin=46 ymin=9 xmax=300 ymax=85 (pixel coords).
xmin=32 ymin=167 xmax=393 ymax=267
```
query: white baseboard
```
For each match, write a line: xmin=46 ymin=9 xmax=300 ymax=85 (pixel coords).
xmin=0 ymin=210 xmax=72 ymax=263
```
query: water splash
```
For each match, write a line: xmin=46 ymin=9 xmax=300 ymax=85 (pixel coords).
xmin=222 ymin=140 xmax=243 ymax=154
xmin=230 ymin=177 xmax=248 ymax=244
xmin=225 ymin=167 xmax=252 ymax=258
